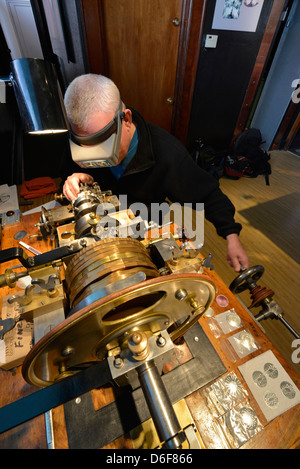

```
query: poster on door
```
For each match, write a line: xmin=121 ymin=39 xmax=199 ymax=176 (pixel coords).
xmin=212 ymin=0 xmax=265 ymax=32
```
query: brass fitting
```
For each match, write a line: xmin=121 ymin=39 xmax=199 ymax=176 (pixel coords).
xmin=128 ymin=331 xmax=150 ymax=361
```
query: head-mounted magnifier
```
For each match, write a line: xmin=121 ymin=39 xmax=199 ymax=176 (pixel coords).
xmin=69 ymin=101 xmax=125 ymax=168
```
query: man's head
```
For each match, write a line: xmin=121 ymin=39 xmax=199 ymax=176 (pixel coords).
xmin=64 ymin=74 xmax=135 ymax=167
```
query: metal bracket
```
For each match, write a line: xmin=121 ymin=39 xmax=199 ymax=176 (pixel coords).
xmin=202 ymin=253 xmax=214 ymax=270
xmin=0 ymin=317 xmax=18 ymax=340
xmin=63 ymin=322 xmax=226 ymax=448
xmin=108 ymin=330 xmax=175 ymax=390
xmin=8 ymin=274 xmax=60 ymax=307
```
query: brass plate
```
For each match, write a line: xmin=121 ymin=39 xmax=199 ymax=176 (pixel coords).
xmin=22 ymin=273 xmax=215 ymax=387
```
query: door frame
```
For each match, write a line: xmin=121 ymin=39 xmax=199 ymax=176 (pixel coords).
xmin=271 ymin=99 xmax=300 ymax=150
xmin=77 ymin=0 xmax=207 ymax=144
xmin=229 ymin=0 xmax=287 ymax=150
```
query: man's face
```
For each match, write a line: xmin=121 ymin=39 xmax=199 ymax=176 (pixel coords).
xmin=71 ymin=108 xmax=132 ymax=165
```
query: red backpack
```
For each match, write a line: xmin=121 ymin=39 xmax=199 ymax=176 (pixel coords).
xmin=224 ymin=129 xmax=271 ymax=185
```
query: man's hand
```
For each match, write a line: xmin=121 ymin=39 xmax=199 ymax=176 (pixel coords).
xmin=63 ymin=173 xmax=94 ymax=201
xmin=226 ymin=233 xmax=249 ymax=272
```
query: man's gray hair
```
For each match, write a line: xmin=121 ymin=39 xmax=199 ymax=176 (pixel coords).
xmin=64 ymin=74 xmax=120 ymax=131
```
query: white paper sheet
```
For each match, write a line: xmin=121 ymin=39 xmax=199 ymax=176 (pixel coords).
xmin=0 ymin=184 xmax=19 ymax=213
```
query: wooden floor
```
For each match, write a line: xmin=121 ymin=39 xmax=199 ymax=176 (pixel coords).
xmin=200 ymin=150 xmax=300 ymax=375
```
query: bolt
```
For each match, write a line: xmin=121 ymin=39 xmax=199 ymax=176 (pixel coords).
xmin=189 ymin=297 xmax=199 ymax=310
xmin=175 ymin=288 xmax=188 ymax=301
xmin=156 ymin=335 xmax=166 ymax=347
xmin=61 ymin=346 xmax=75 ymax=358
xmin=194 ymin=336 xmax=199 ymax=342
xmin=128 ymin=331 xmax=149 ymax=361
xmin=113 ymin=356 xmax=124 ymax=369
xmin=131 ymin=332 xmax=142 ymax=345
xmin=75 ymin=397 xmax=81 ymax=405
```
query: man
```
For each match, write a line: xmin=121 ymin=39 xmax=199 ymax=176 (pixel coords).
xmin=61 ymin=74 xmax=249 ymax=272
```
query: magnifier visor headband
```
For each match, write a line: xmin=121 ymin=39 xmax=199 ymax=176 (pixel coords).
xmin=70 ymin=101 xmax=124 ymax=147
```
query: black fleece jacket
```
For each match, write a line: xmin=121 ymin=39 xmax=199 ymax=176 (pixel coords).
xmin=60 ymin=109 xmax=242 ymax=239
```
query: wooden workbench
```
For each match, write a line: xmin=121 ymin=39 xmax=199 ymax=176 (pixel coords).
xmin=0 ymin=210 xmax=299 ymax=449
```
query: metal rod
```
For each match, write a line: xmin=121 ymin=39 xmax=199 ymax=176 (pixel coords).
xmin=278 ymin=316 xmax=300 ymax=339
xmin=137 ymin=360 xmax=186 ymax=449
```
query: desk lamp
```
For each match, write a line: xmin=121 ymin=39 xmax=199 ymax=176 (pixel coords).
xmin=9 ymin=57 xmax=69 ymax=135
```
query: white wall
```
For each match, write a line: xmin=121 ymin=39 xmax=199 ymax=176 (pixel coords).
xmin=251 ymin=1 xmax=300 ymax=150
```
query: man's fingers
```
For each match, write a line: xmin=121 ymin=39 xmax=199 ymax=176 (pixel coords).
xmin=80 ymin=174 xmax=94 ymax=184
xmin=63 ymin=173 xmax=94 ymax=201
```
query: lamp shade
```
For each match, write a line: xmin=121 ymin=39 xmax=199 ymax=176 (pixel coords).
xmin=10 ymin=58 xmax=69 ymax=134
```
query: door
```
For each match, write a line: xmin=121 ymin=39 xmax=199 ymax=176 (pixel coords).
xmin=0 ymin=0 xmax=43 ymax=59
xmin=251 ymin=0 xmax=300 ymax=151
xmin=79 ymin=0 xmax=182 ymax=132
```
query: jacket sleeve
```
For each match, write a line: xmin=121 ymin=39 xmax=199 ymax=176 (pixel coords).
xmin=165 ymin=148 xmax=242 ymax=239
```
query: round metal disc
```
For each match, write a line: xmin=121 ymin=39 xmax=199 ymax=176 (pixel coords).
xmin=239 ymin=407 xmax=258 ymax=430
xmin=263 ymin=362 xmax=278 ymax=379
xmin=280 ymin=381 xmax=296 ymax=399
xmin=13 ymin=230 xmax=27 ymax=240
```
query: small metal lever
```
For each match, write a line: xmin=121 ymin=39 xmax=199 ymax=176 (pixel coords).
xmin=31 ymin=274 xmax=59 ymax=294
xmin=202 ymin=253 xmax=214 ymax=270
xmin=0 ymin=317 xmax=20 ymax=340
xmin=8 ymin=274 xmax=60 ymax=306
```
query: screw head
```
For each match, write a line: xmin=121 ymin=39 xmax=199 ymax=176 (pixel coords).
xmin=61 ymin=346 xmax=75 ymax=358
xmin=156 ymin=335 xmax=166 ymax=347
xmin=175 ymin=288 xmax=188 ymax=301
xmin=113 ymin=356 xmax=124 ymax=369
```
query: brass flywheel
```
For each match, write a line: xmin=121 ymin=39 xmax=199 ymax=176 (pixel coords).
xmin=22 ymin=239 xmax=216 ymax=387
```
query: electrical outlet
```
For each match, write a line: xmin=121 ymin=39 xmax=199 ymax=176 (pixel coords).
xmin=205 ymin=34 xmax=218 ymax=48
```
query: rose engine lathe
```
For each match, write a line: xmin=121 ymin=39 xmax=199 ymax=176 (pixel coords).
xmin=0 ymin=182 xmax=218 ymax=449
xmin=0 ymin=182 xmax=299 ymax=450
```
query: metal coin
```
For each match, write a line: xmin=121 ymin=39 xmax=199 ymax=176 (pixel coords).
xmin=239 ymin=407 xmax=258 ymax=430
xmin=224 ymin=374 xmax=242 ymax=396
xmin=280 ymin=381 xmax=296 ymax=400
xmin=239 ymin=331 xmax=255 ymax=349
xmin=264 ymin=391 xmax=279 ymax=408
xmin=204 ymin=307 xmax=215 ymax=317
xmin=226 ymin=311 xmax=241 ymax=328
xmin=252 ymin=370 xmax=267 ymax=388
xmin=264 ymin=362 xmax=278 ymax=379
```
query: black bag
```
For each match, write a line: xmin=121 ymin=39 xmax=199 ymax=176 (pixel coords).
xmin=192 ymin=138 xmax=225 ymax=180
xmin=225 ymin=128 xmax=271 ymax=185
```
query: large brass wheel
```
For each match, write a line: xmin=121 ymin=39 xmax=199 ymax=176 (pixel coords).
xmin=22 ymin=273 xmax=215 ymax=387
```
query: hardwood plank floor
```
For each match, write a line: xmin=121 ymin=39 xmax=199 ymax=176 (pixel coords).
xmin=200 ymin=150 xmax=300 ymax=375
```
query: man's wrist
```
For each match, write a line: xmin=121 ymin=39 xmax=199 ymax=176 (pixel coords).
xmin=226 ymin=233 xmax=239 ymax=242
